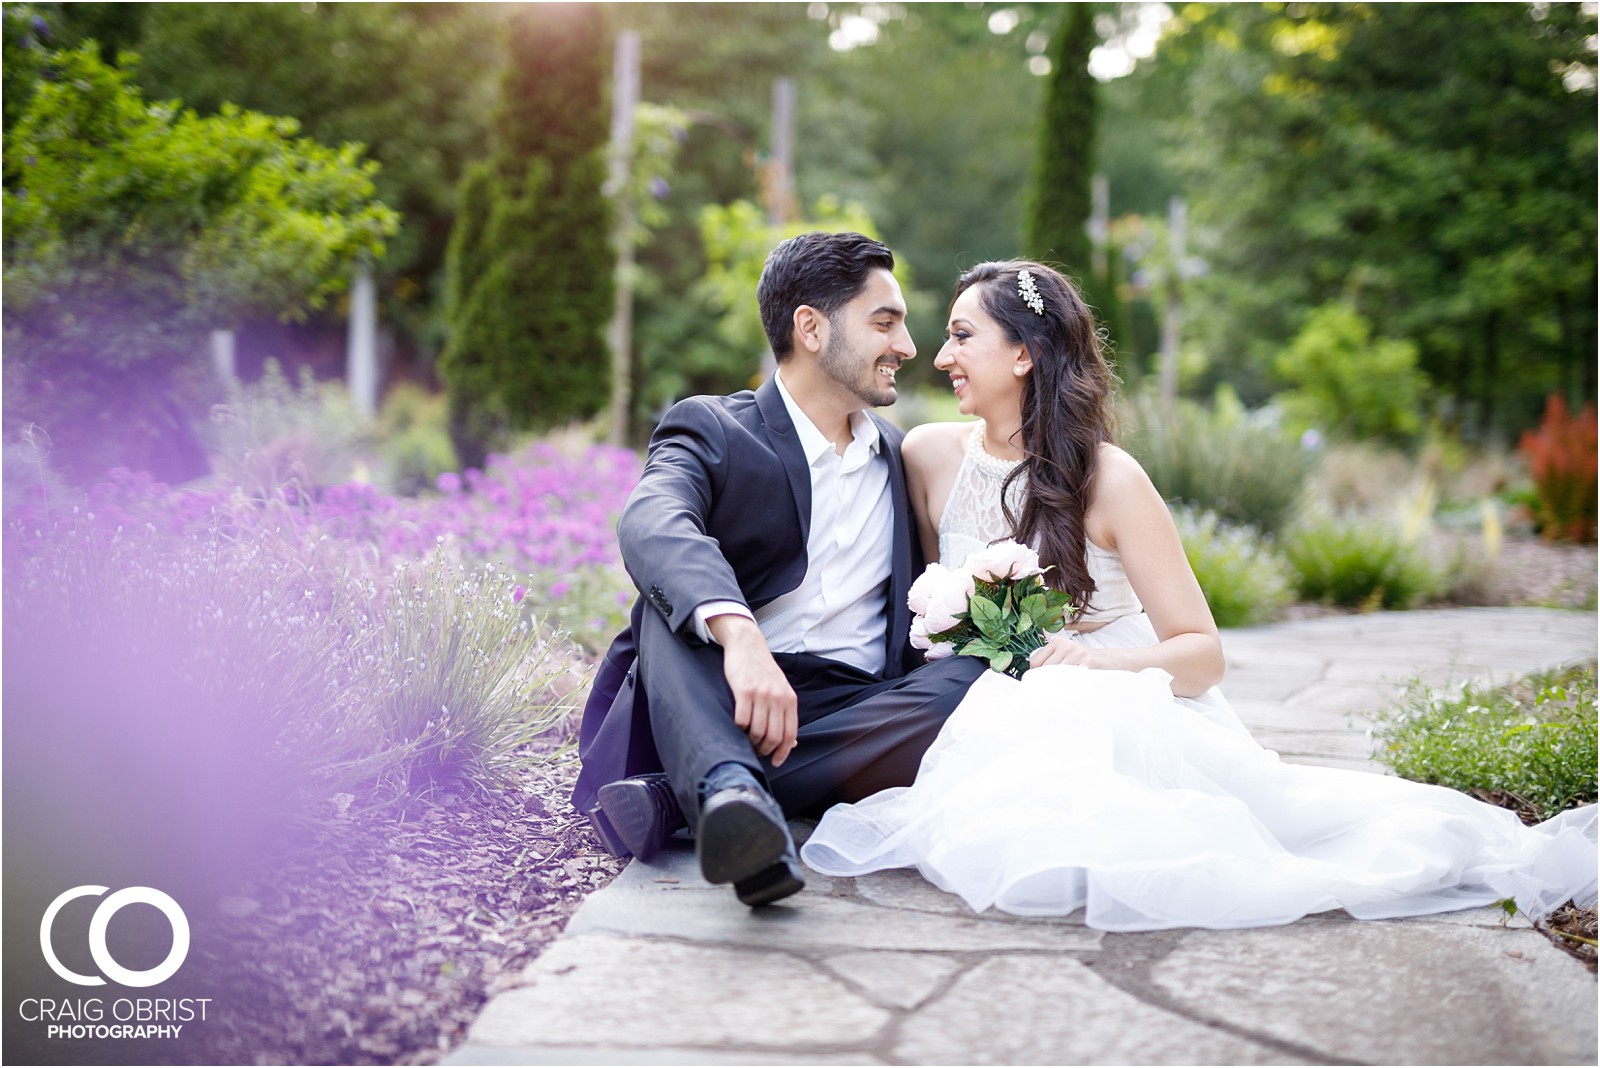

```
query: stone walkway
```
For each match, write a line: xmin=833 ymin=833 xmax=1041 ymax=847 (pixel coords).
xmin=449 ymin=608 xmax=1598 ymax=1066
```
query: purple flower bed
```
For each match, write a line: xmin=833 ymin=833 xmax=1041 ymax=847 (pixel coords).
xmin=7 ymin=441 xmax=643 ymax=646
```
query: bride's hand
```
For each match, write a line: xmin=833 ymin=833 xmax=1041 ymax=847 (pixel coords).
xmin=1028 ymin=632 xmax=1095 ymax=670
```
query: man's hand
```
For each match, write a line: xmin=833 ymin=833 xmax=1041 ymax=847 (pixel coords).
xmin=707 ymin=615 xmax=799 ymax=766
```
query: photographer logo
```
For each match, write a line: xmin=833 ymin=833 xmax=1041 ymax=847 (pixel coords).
xmin=40 ymin=885 xmax=190 ymax=988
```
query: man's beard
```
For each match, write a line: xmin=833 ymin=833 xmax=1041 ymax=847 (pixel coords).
xmin=819 ymin=329 xmax=899 ymax=408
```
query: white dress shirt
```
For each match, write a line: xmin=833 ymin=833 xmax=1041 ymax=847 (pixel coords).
xmin=692 ymin=372 xmax=894 ymax=675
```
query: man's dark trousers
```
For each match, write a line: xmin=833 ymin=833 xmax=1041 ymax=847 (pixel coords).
xmin=634 ymin=603 xmax=986 ymax=826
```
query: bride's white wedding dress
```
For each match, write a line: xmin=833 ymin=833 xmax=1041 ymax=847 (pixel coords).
xmin=801 ymin=425 xmax=1597 ymax=930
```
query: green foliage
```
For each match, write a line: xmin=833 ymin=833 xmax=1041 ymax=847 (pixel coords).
xmin=45 ymin=1 xmax=509 ymax=335
xmin=1170 ymin=506 xmax=1294 ymax=628
xmin=1282 ymin=513 xmax=1443 ymax=609
xmin=1025 ymin=5 xmax=1096 ymax=274
xmin=3 ymin=42 xmax=396 ymax=482
xmin=374 ymin=383 xmax=458 ymax=497
xmin=1160 ymin=3 xmax=1597 ymax=434
xmin=2 ymin=4 xmax=50 ymax=131
xmin=1120 ymin=386 xmax=1313 ymax=536
xmin=4 ymin=44 xmax=397 ymax=359
xmin=1274 ymin=301 xmax=1429 ymax=444
xmin=1518 ymin=394 xmax=1598 ymax=543
xmin=440 ymin=5 xmax=613 ymax=467
xmin=1373 ymin=664 xmax=1598 ymax=823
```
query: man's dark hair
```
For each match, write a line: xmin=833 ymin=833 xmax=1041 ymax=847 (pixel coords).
xmin=756 ymin=231 xmax=895 ymax=361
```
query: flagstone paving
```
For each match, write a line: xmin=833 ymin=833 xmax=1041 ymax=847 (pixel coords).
xmin=448 ymin=607 xmax=1597 ymax=1066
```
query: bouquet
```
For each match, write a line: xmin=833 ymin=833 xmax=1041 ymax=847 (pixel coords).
xmin=908 ymin=540 xmax=1075 ymax=679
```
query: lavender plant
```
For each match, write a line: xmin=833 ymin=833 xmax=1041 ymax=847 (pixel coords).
xmin=353 ymin=548 xmax=586 ymax=789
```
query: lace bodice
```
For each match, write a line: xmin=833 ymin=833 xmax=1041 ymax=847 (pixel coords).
xmin=938 ymin=423 xmax=1142 ymax=625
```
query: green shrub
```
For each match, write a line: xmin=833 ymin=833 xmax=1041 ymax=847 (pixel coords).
xmin=3 ymin=43 xmax=395 ymax=483
xmin=1282 ymin=513 xmax=1442 ymax=609
xmin=1273 ymin=301 xmax=1429 ymax=445
xmin=1171 ymin=506 xmax=1295 ymax=627
xmin=1373 ymin=664 xmax=1598 ymax=823
xmin=440 ymin=5 xmax=614 ymax=468
xmin=375 ymin=383 xmax=458 ymax=495
xmin=1121 ymin=387 xmax=1313 ymax=537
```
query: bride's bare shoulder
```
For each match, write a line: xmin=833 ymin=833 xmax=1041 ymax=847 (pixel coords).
xmin=902 ymin=420 xmax=972 ymax=472
xmin=1090 ymin=443 xmax=1165 ymax=511
xmin=1094 ymin=442 xmax=1152 ymax=485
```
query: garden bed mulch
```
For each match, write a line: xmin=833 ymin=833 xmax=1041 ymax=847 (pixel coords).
xmin=175 ymin=750 xmax=624 ymax=1066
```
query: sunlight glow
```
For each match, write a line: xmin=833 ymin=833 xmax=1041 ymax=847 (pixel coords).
xmin=988 ymin=9 xmax=1020 ymax=36
xmin=1088 ymin=2 xmax=1171 ymax=81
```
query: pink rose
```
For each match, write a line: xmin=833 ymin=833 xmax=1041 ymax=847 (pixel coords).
xmin=909 ymin=615 xmax=932 ymax=650
xmin=913 ymin=568 xmax=974 ymax=637
xmin=963 ymin=540 xmax=1043 ymax=583
xmin=911 ymin=615 xmax=957 ymax=659
xmin=909 ymin=562 xmax=975 ymax=633
xmin=908 ymin=562 xmax=952 ymax=615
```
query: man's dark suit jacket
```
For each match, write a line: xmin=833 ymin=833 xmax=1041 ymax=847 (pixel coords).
xmin=570 ymin=376 xmax=923 ymax=816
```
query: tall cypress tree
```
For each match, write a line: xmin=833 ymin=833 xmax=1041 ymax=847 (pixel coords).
xmin=1025 ymin=5 xmax=1096 ymax=276
xmin=1024 ymin=6 xmax=1131 ymax=368
xmin=441 ymin=4 xmax=613 ymax=467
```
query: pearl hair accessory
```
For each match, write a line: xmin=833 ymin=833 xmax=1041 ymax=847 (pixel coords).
xmin=1016 ymin=269 xmax=1045 ymax=315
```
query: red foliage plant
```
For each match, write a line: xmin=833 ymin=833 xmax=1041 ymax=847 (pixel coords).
xmin=1519 ymin=394 xmax=1598 ymax=543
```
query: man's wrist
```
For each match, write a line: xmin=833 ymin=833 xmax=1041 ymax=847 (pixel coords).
xmin=706 ymin=611 xmax=763 ymax=649
xmin=693 ymin=601 xmax=754 ymax=644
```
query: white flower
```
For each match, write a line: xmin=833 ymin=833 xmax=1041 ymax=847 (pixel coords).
xmin=909 ymin=562 xmax=974 ymax=635
xmin=908 ymin=562 xmax=951 ymax=615
xmin=908 ymin=562 xmax=976 ymax=628
xmin=925 ymin=639 xmax=956 ymax=660
xmin=909 ymin=615 xmax=932 ymax=650
xmin=963 ymin=539 xmax=1044 ymax=583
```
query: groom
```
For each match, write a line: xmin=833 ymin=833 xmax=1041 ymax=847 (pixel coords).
xmin=572 ymin=231 xmax=985 ymax=906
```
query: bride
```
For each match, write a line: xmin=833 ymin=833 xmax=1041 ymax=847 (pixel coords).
xmin=799 ymin=259 xmax=1597 ymax=930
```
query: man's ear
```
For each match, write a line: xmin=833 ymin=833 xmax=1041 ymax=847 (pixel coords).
xmin=793 ymin=305 xmax=826 ymax=355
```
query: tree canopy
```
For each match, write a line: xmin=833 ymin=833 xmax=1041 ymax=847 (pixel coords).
xmin=3 ymin=41 xmax=396 ymax=480
xmin=1151 ymin=2 xmax=1597 ymax=435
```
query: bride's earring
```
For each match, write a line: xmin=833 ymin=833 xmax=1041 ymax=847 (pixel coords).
xmin=1014 ymin=366 xmax=1026 ymax=376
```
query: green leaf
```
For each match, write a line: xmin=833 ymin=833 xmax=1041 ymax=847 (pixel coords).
xmin=968 ymin=593 xmax=1007 ymax=640
xmin=960 ymin=638 xmax=999 ymax=658
xmin=988 ymin=650 xmax=1014 ymax=674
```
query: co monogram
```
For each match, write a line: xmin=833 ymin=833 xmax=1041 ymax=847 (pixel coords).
xmin=40 ymin=886 xmax=190 ymax=988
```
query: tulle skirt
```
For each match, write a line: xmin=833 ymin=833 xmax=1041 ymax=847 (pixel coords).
xmin=801 ymin=614 xmax=1598 ymax=931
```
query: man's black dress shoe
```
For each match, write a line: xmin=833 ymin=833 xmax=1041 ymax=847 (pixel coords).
xmin=734 ymin=855 xmax=807 ymax=908
xmin=696 ymin=779 xmax=804 ymax=906
xmin=596 ymin=773 xmax=687 ymax=861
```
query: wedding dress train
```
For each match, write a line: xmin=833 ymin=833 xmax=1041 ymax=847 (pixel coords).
xmin=799 ymin=425 xmax=1597 ymax=930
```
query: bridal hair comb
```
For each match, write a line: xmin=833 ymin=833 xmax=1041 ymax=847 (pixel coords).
xmin=1016 ymin=269 xmax=1045 ymax=315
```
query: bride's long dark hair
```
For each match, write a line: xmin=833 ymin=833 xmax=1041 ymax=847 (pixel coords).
xmin=951 ymin=260 xmax=1115 ymax=617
